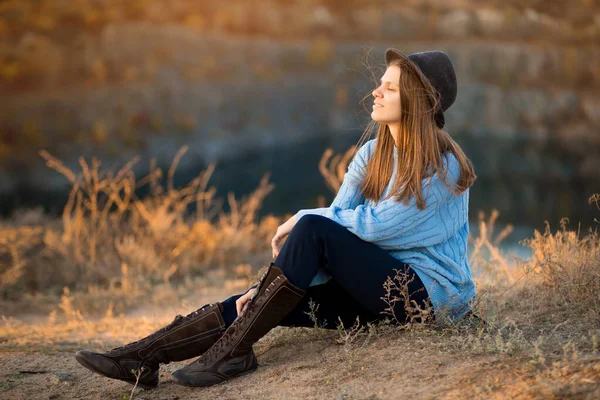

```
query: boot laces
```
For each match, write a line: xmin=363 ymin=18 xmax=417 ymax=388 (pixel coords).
xmin=199 ymin=266 xmax=280 ymax=364
xmin=200 ymin=300 xmax=255 ymax=364
xmin=110 ymin=303 xmax=214 ymax=353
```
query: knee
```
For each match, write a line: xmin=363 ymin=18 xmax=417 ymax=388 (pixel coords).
xmin=294 ymin=214 xmax=332 ymax=235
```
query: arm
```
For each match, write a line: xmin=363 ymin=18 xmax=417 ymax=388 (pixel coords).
xmin=322 ymin=153 xmax=465 ymax=249
xmin=294 ymin=140 xmax=373 ymax=221
xmin=308 ymin=152 xmax=468 ymax=249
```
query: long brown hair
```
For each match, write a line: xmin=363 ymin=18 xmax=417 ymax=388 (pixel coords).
xmin=353 ymin=56 xmax=477 ymax=210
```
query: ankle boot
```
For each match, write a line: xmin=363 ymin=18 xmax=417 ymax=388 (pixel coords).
xmin=171 ymin=262 xmax=306 ymax=387
xmin=75 ymin=302 xmax=227 ymax=389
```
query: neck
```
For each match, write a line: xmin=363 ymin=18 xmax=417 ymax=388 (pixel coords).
xmin=387 ymin=123 xmax=400 ymax=148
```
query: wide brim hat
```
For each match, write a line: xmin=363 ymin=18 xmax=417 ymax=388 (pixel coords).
xmin=385 ymin=48 xmax=457 ymax=129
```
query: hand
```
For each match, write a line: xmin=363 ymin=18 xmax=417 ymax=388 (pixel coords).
xmin=236 ymin=288 xmax=256 ymax=316
xmin=271 ymin=215 xmax=297 ymax=259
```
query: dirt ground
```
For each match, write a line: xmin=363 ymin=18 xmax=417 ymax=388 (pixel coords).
xmin=0 ymin=327 xmax=517 ymax=400
xmin=1 ymin=284 xmax=599 ymax=400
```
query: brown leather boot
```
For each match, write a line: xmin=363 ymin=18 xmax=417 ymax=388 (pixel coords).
xmin=171 ymin=262 xmax=306 ymax=387
xmin=75 ymin=302 xmax=227 ymax=389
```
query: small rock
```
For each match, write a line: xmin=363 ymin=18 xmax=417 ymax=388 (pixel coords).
xmin=49 ymin=373 xmax=75 ymax=385
xmin=57 ymin=373 xmax=75 ymax=382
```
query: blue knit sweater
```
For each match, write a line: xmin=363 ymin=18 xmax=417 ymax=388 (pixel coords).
xmin=294 ymin=139 xmax=476 ymax=325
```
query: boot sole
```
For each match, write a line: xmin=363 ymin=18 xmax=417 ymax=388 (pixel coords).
xmin=75 ymin=353 xmax=158 ymax=390
xmin=171 ymin=362 xmax=258 ymax=388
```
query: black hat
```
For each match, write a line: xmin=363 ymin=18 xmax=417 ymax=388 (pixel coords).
xmin=385 ymin=48 xmax=457 ymax=129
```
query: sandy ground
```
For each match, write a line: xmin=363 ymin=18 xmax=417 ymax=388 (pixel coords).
xmin=1 ymin=283 xmax=599 ymax=400
xmin=1 ymin=328 xmax=516 ymax=400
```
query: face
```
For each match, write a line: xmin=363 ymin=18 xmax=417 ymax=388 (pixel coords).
xmin=371 ymin=65 xmax=401 ymax=124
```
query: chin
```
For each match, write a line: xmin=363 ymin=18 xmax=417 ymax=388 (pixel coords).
xmin=370 ymin=113 xmax=383 ymax=123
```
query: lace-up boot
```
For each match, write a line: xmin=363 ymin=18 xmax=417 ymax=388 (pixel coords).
xmin=171 ymin=263 xmax=306 ymax=387
xmin=75 ymin=302 xmax=226 ymax=389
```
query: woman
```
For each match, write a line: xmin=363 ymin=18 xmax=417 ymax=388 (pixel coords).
xmin=75 ymin=48 xmax=477 ymax=389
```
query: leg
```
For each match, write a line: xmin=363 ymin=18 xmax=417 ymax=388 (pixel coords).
xmin=279 ymin=279 xmax=381 ymax=329
xmin=171 ymin=215 xmax=433 ymax=388
xmin=74 ymin=303 xmax=227 ymax=389
xmin=221 ymin=279 xmax=380 ymax=330
xmin=274 ymin=214 xmax=433 ymax=324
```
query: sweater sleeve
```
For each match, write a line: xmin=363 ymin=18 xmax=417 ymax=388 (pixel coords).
xmin=294 ymin=140 xmax=372 ymax=221
xmin=322 ymin=153 xmax=465 ymax=250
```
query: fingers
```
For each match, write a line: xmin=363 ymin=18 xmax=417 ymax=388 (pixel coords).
xmin=236 ymin=287 xmax=258 ymax=316
xmin=271 ymin=234 xmax=280 ymax=259
xmin=236 ymin=291 xmax=251 ymax=315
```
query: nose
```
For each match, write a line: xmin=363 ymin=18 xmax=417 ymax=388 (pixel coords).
xmin=372 ymin=85 xmax=383 ymax=98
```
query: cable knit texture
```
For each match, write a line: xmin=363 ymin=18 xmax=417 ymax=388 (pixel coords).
xmin=295 ymin=139 xmax=476 ymax=325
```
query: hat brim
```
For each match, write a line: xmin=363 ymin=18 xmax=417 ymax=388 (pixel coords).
xmin=384 ymin=48 xmax=445 ymax=128
xmin=385 ymin=48 xmax=411 ymax=66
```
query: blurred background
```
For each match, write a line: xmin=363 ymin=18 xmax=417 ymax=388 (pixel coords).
xmin=0 ymin=0 xmax=598 ymax=260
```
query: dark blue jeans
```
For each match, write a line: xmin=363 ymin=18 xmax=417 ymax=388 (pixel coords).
xmin=220 ymin=214 xmax=434 ymax=329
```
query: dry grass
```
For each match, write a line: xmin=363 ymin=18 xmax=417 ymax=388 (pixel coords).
xmin=522 ymin=217 xmax=600 ymax=316
xmin=0 ymin=146 xmax=281 ymax=313
xmin=0 ymin=146 xmax=599 ymax=398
